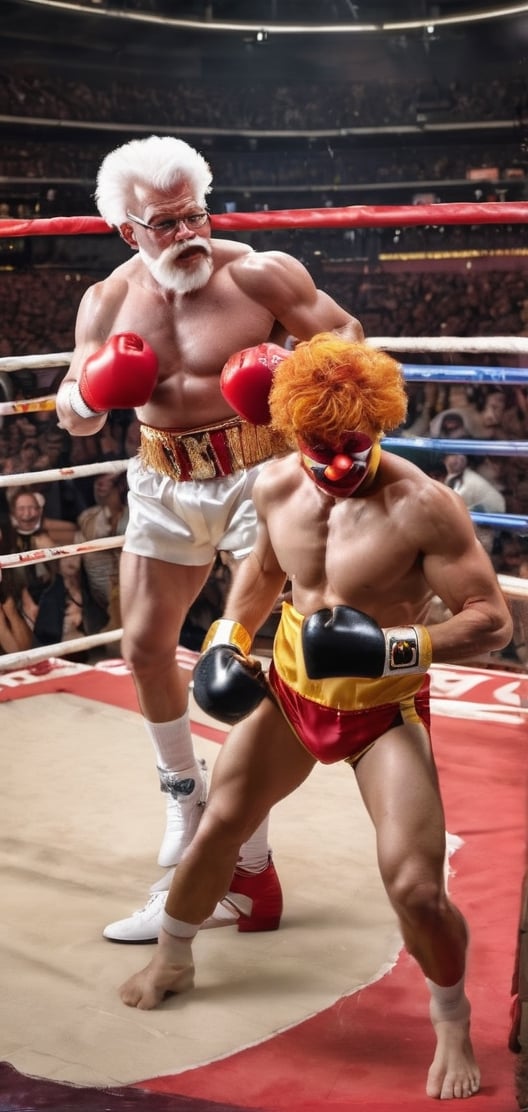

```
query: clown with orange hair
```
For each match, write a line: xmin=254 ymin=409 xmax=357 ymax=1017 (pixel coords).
xmin=269 ymin=333 xmax=406 ymax=499
xmin=119 ymin=334 xmax=512 ymax=1103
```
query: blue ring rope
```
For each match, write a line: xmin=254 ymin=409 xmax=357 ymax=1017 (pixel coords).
xmin=384 ymin=434 xmax=528 ymax=533
xmin=402 ymin=365 xmax=528 ymax=384
xmin=383 ymin=437 xmax=528 ymax=456
xmin=470 ymin=512 xmax=528 ymax=533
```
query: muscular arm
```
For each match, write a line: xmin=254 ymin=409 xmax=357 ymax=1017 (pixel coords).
xmin=56 ymin=280 xmax=122 ymax=436
xmin=420 ymin=484 xmax=512 ymax=660
xmin=225 ymin=538 xmax=287 ymax=642
xmin=232 ymin=251 xmax=364 ymax=344
xmin=223 ymin=475 xmax=287 ymax=640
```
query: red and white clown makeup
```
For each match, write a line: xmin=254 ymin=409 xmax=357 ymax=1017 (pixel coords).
xmin=299 ymin=433 xmax=381 ymax=498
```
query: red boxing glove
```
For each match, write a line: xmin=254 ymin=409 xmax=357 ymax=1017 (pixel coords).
xmin=220 ymin=342 xmax=289 ymax=426
xmin=69 ymin=333 xmax=158 ymax=419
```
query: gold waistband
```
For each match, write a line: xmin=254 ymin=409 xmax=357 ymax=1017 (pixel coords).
xmin=139 ymin=417 xmax=287 ymax=481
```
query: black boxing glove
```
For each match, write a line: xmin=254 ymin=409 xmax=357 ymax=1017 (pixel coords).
xmin=192 ymin=620 xmax=268 ymax=725
xmin=301 ymin=605 xmax=432 ymax=680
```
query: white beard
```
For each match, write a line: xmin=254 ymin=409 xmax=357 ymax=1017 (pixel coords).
xmin=139 ymin=239 xmax=213 ymax=294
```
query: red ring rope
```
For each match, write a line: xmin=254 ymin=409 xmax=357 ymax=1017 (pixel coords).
xmin=0 ymin=201 xmax=527 ymax=238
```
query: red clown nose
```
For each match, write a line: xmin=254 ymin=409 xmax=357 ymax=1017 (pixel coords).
xmin=323 ymin=454 xmax=353 ymax=481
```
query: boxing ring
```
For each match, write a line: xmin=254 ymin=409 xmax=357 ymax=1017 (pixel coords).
xmin=0 ymin=202 xmax=527 ymax=1112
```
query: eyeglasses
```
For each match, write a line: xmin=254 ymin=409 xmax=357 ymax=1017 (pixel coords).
xmin=126 ymin=210 xmax=209 ymax=237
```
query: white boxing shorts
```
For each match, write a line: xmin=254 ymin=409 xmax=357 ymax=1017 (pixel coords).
xmin=123 ymin=454 xmax=265 ymax=566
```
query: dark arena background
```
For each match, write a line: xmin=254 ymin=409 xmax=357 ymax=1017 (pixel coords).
xmin=0 ymin=3 xmax=527 ymax=1111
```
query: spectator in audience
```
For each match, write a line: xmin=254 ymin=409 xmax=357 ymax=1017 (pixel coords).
xmin=68 ymin=429 xmax=120 ymax=505
xmin=13 ymin=437 xmax=41 ymax=476
xmin=469 ymin=387 xmax=528 ymax=441
xmin=429 ymin=409 xmax=472 ymax=440
xmin=32 ymin=548 xmax=109 ymax=657
xmin=5 ymin=486 xmax=76 ymax=546
xmin=31 ymin=424 xmax=88 ymax=524
xmin=0 ymin=485 xmax=79 ymax=647
xmin=442 ymin=451 xmax=506 ymax=514
xmin=0 ymin=433 xmax=18 ymax=493
xmin=34 ymin=423 xmax=70 ymax=470
xmin=77 ymin=471 xmax=129 ymax=631
xmin=402 ymin=382 xmax=440 ymax=437
xmin=0 ymin=487 xmax=56 ymax=645
xmin=474 ymin=454 xmax=509 ymax=499
xmin=492 ymin=531 xmax=524 ymax=578
xmin=0 ymin=570 xmax=34 ymax=654
xmin=11 ymin=415 xmax=40 ymax=443
xmin=490 ymin=531 xmax=527 ymax=667
xmin=505 ymin=464 xmax=528 ymax=516
xmin=0 ymin=65 xmax=522 ymax=137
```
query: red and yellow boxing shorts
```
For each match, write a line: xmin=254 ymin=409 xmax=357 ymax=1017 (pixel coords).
xmin=268 ymin=602 xmax=431 ymax=766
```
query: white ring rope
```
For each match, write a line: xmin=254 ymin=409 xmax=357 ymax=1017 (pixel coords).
xmin=498 ymin=574 xmax=528 ymax=601
xmin=0 ymin=396 xmax=57 ymax=417
xmin=0 ymin=459 xmax=129 ymax=489
xmin=0 ymin=628 xmax=123 ymax=672
xmin=0 ymin=353 xmax=73 ymax=373
xmin=0 ymin=535 xmax=124 ymax=570
xmin=1 ymin=337 xmax=528 ymax=375
xmin=370 ymin=337 xmax=528 ymax=354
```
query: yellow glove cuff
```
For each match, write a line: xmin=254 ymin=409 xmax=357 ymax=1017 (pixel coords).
xmin=201 ymin=619 xmax=252 ymax=656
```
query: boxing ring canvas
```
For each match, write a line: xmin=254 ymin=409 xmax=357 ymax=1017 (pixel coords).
xmin=0 ymin=654 xmax=526 ymax=1112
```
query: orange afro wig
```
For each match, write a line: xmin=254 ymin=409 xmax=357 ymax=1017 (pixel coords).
xmin=269 ymin=334 xmax=407 ymax=449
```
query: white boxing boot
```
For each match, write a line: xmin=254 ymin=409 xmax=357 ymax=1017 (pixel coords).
xmin=157 ymin=759 xmax=208 ymax=867
xmin=102 ymin=760 xmax=207 ymax=943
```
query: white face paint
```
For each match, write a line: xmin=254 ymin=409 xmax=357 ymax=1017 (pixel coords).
xmin=139 ymin=238 xmax=214 ymax=294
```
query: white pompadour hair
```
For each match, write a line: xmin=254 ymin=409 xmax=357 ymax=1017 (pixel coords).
xmin=95 ymin=135 xmax=213 ymax=226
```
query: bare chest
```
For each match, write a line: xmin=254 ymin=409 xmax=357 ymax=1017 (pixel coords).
xmin=111 ymin=277 xmax=274 ymax=380
xmin=271 ymin=493 xmax=425 ymax=617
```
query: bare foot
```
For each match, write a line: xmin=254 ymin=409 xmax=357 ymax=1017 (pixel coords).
xmin=426 ymin=995 xmax=481 ymax=1099
xmin=119 ymin=934 xmax=195 ymax=1010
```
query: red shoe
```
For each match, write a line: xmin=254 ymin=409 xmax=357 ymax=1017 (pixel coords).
xmin=225 ymin=855 xmax=283 ymax=933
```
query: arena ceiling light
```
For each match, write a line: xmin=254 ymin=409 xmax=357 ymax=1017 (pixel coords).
xmin=16 ymin=0 xmax=528 ymax=34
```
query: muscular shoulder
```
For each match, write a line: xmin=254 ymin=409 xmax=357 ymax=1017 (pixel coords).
xmin=84 ymin=256 xmax=134 ymax=298
xmin=229 ymin=250 xmax=314 ymax=304
xmin=252 ymin=453 xmax=299 ymax=514
xmin=75 ymin=261 xmax=134 ymax=340
xmin=211 ymin=237 xmax=254 ymax=263
xmin=381 ymin=452 xmax=475 ymax=542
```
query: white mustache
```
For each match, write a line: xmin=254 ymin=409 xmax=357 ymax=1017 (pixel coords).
xmin=168 ymin=238 xmax=212 ymax=261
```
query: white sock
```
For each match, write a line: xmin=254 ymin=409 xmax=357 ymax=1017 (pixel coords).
xmin=144 ymin=710 xmax=196 ymax=772
xmin=237 ymin=817 xmax=271 ymax=874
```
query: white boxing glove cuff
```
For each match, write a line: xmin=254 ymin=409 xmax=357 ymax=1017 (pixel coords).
xmin=382 ymin=624 xmax=432 ymax=676
xmin=68 ymin=380 xmax=101 ymax=420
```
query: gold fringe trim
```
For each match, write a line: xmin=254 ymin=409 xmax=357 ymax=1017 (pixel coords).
xmin=139 ymin=418 xmax=288 ymax=481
